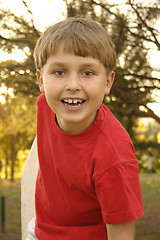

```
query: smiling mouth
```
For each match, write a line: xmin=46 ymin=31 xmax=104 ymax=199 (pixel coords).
xmin=62 ymin=99 xmax=85 ymax=108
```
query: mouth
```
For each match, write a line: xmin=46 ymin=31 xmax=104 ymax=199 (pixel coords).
xmin=62 ymin=98 xmax=85 ymax=108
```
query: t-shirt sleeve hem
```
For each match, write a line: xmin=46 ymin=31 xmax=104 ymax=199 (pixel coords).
xmin=103 ymin=206 xmax=144 ymax=224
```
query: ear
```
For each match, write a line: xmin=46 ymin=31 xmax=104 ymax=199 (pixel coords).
xmin=104 ymin=71 xmax=115 ymax=95
xmin=37 ymin=69 xmax=44 ymax=92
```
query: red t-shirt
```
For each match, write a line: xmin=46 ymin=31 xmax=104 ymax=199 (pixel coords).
xmin=35 ymin=93 xmax=144 ymax=240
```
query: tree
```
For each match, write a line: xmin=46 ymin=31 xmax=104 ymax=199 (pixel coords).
xmin=0 ymin=1 xmax=40 ymax=97
xmin=63 ymin=0 xmax=160 ymax=124
xmin=0 ymin=160 xmax=3 ymax=179
xmin=134 ymin=119 xmax=160 ymax=172
xmin=0 ymin=0 xmax=160 ymax=123
xmin=0 ymin=92 xmax=36 ymax=180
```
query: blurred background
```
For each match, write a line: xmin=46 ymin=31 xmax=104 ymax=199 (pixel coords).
xmin=0 ymin=0 xmax=159 ymax=239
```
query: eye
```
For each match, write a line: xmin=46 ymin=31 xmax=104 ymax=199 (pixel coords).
xmin=83 ymin=71 xmax=94 ymax=77
xmin=54 ymin=70 xmax=65 ymax=76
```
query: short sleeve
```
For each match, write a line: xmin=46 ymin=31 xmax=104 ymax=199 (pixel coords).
xmin=93 ymin=161 xmax=144 ymax=224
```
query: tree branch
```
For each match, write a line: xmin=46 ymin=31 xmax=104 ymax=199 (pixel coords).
xmin=124 ymin=71 xmax=160 ymax=82
xmin=110 ymin=102 xmax=160 ymax=123
xmin=128 ymin=0 xmax=160 ymax=49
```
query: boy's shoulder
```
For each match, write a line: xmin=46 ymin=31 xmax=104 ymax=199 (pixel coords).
xmin=100 ymin=104 xmax=130 ymax=137
xmin=94 ymin=105 xmax=136 ymax=172
xmin=99 ymin=104 xmax=134 ymax=154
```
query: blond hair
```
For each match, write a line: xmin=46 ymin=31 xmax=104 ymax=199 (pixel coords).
xmin=34 ymin=18 xmax=117 ymax=71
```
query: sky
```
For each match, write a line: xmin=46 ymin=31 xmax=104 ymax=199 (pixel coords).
xmin=1 ymin=0 xmax=160 ymax=64
xmin=1 ymin=0 xmax=66 ymax=31
xmin=0 ymin=0 xmax=160 ymax=116
xmin=0 ymin=0 xmax=66 ymax=61
xmin=1 ymin=0 xmax=160 ymax=67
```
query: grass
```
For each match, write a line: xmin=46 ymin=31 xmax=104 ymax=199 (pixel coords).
xmin=0 ymin=174 xmax=159 ymax=240
xmin=0 ymin=179 xmax=21 ymax=240
xmin=135 ymin=174 xmax=160 ymax=240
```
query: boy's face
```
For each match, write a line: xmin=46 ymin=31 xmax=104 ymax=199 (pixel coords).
xmin=37 ymin=44 xmax=115 ymax=134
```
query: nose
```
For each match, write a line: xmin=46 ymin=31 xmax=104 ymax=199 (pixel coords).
xmin=65 ymin=73 xmax=81 ymax=92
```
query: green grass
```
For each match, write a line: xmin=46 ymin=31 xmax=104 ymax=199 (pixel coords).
xmin=0 ymin=179 xmax=21 ymax=240
xmin=135 ymin=174 xmax=160 ymax=240
xmin=0 ymin=174 xmax=159 ymax=240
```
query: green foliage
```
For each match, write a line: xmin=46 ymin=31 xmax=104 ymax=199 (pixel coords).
xmin=0 ymin=93 xmax=36 ymax=180
xmin=134 ymin=119 xmax=160 ymax=172
xmin=0 ymin=6 xmax=40 ymax=97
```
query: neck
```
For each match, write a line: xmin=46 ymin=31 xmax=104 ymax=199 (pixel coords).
xmin=56 ymin=112 xmax=98 ymax=135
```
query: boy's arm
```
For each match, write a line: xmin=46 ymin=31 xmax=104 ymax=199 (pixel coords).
xmin=106 ymin=221 xmax=135 ymax=240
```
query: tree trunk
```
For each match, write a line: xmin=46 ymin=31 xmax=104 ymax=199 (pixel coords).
xmin=5 ymin=155 xmax=9 ymax=179
xmin=10 ymin=135 xmax=18 ymax=181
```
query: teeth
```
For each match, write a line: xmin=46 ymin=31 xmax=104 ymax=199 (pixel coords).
xmin=73 ymin=99 xmax=78 ymax=104
xmin=63 ymin=99 xmax=83 ymax=104
xmin=63 ymin=99 xmax=84 ymax=108
xmin=64 ymin=103 xmax=82 ymax=108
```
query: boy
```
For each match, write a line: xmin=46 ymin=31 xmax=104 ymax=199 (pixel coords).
xmin=27 ymin=18 xmax=144 ymax=240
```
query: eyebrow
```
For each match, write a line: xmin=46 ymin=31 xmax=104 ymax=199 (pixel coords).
xmin=48 ymin=61 xmax=99 ymax=69
xmin=48 ymin=62 xmax=65 ymax=67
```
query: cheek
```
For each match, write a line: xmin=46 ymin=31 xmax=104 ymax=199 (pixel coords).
xmin=43 ymin=79 xmax=61 ymax=96
xmin=87 ymin=81 xmax=106 ymax=98
xmin=87 ymin=90 xmax=105 ymax=107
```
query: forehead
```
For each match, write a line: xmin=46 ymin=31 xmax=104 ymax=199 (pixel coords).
xmin=46 ymin=41 xmax=101 ymax=62
xmin=45 ymin=45 xmax=103 ymax=69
